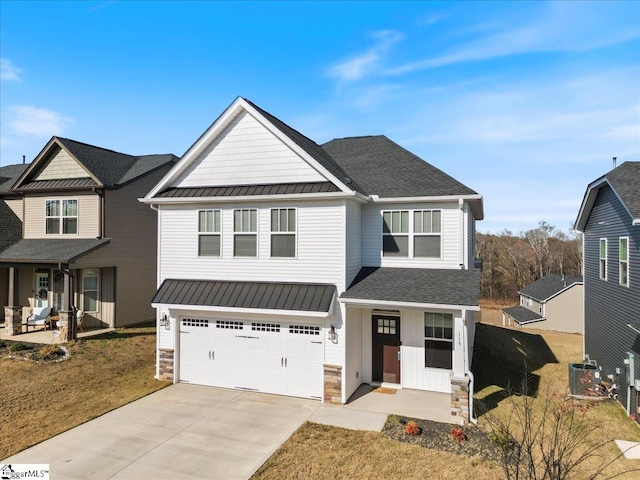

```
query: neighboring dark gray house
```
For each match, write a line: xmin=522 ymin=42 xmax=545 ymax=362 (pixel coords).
xmin=502 ymin=274 xmax=583 ymax=334
xmin=575 ymin=161 xmax=640 ymax=417
xmin=1 ymin=137 xmax=176 ymax=336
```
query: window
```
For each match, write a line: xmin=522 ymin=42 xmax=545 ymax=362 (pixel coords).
xmin=620 ymin=237 xmax=629 ymax=287
xmin=234 ymin=209 xmax=257 ymax=257
xmin=424 ymin=312 xmax=453 ymax=369
xmin=45 ymin=199 xmax=78 ymax=235
xmin=377 ymin=317 xmax=397 ymax=335
xmin=82 ymin=269 xmax=99 ymax=312
xmin=382 ymin=211 xmax=409 ymax=257
xmin=271 ymin=208 xmax=296 ymax=257
xmin=599 ymin=239 xmax=607 ymax=280
xmin=414 ymin=210 xmax=442 ymax=258
xmin=198 ymin=210 xmax=221 ymax=256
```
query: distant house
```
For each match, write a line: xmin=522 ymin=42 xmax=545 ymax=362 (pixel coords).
xmin=501 ymin=274 xmax=583 ymax=333
xmin=0 ymin=137 xmax=176 ymax=335
xmin=575 ymin=161 xmax=640 ymax=416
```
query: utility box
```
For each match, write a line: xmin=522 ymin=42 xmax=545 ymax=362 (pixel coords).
xmin=569 ymin=363 xmax=598 ymax=395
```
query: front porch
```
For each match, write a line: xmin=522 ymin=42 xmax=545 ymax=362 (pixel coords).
xmin=0 ymin=323 xmax=114 ymax=344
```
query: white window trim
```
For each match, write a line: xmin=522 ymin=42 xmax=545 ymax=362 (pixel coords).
xmin=233 ymin=208 xmax=258 ymax=258
xmin=270 ymin=207 xmax=297 ymax=259
xmin=599 ymin=238 xmax=607 ymax=281
xmin=44 ymin=198 xmax=79 ymax=236
xmin=197 ymin=209 xmax=222 ymax=258
xmin=423 ymin=312 xmax=453 ymax=370
xmin=381 ymin=209 xmax=443 ymax=259
xmin=82 ymin=268 xmax=99 ymax=314
xmin=619 ymin=236 xmax=629 ymax=287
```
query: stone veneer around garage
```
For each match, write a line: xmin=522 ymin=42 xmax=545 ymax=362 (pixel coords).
xmin=158 ymin=348 xmax=174 ymax=381
xmin=323 ymin=364 xmax=342 ymax=404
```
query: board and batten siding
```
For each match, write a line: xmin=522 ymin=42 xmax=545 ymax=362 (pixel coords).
xmin=583 ymin=184 xmax=640 ymax=409
xmin=467 ymin=206 xmax=476 ymax=268
xmin=159 ymin=199 xmax=346 ymax=291
xmin=23 ymin=192 xmax=100 ymax=239
xmin=344 ymin=305 xmax=363 ymax=400
xmin=175 ymin=111 xmax=327 ymax=188
xmin=345 ymin=200 xmax=362 ymax=287
xmin=35 ymin=148 xmax=88 ymax=180
xmin=74 ymin=167 xmax=172 ymax=326
xmin=18 ymin=268 xmax=34 ymax=321
xmin=361 ymin=202 xmax=463 ymax=268
xmin=543 ymin=284 xmax=584 ymax=334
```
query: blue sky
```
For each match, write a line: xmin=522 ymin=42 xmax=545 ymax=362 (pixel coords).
xmin=1 ymin=0 xmax=638 ymax=234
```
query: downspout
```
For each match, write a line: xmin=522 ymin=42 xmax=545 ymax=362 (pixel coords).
xmin=462 ymin=314 xmax=478 ymax=424
xmin=149 ymin=203 xmax=161 ymax=380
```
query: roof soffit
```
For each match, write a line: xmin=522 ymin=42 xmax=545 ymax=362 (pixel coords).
xmin=145 ymin=98 xmax=351 ymax=199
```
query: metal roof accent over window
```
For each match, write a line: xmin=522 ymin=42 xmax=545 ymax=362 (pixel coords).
xmin=156 ymin=182 xmax=341 ymax=198
xmin=152 ymin=279 xmax=335 ymax=313
xmin=15 ymin=177 xmax=98 ymax=191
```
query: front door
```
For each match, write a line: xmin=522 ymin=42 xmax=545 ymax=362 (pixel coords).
xmin=372 ymin=315 xmax=401 ymax=384
xmin=35 ymin=272 xmax=50 ymax=308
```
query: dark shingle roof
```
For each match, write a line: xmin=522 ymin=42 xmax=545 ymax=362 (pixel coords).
xmin=157 ymin=182 xmax=341 ymax=198
xmin=340 ymin=267 xmax=481 ymax=307
xmin=519 ymin=274 xmax=583 ymax=302
xmin=0 ymin=238 xmax=110 ymax=264
xmin=0 ymin=201 xmax=22 ymax=252
xmin=0 ymin=164 xmax=29 ymax=193
xmin=322 ymin=136 xmax=477 ymax=198
xmin=606 ymin=161 xmax=640 ymax=220
xmin=152 ymin=279 xmax=335 ymax=313
xmin=502 ymin=305 xmax=544 ymax=325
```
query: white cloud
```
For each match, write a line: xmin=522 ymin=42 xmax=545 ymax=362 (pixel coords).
xmin=1 ymin=58 xmax=23 ymax=81
xmin=4 ymin=105 xmax=73 ymax=137
xmin=327 ymin=30 xmax=403 ymax=82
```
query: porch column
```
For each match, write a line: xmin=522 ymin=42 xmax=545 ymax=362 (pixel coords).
xmin=450 ymin=376 xmax=470 ymax=424
xmin=4 ymin=306 xmax=22 ymax=336
xmin=58 ymin=268 xmax=77 ymax=341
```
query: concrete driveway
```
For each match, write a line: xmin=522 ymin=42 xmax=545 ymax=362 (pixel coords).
xmin=3 ymin=384 xmax=323 ymax=480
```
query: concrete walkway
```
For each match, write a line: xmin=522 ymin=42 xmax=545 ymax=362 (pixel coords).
xmin=3 ymin=383 xmax=453 ymax=479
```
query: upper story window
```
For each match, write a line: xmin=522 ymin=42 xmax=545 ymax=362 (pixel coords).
xmin=619 ymin=237 xmax=629 ymax=287
xmin=45 ymin=199 xmax=77 ymax=235
xmin=198 ymin=210 xmax=221 ymax=257
xmin=271 ymin=208 xmax=296 ymax=258
xmin=382 ymin=211 xmax=409 ymax=257
xmin=414 ymin=210 xmax=442 ymax=258
xmin=599 ymin=238 xmax=607 ymax=280
xmin=424 ymin=312 xmax=453 ymax=369
xmin=234 ymin=209 xmax=257 ymax=257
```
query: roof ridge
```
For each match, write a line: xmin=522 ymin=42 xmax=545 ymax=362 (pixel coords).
xmin=55 ymin=137 xmax=137 ymax=159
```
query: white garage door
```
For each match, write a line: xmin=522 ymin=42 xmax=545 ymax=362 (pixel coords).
xmin=179 ymin=317 xmax=324 ymax=400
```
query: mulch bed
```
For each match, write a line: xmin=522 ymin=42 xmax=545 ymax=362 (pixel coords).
xmin=382 ymin=415 xmax=501 ymax=460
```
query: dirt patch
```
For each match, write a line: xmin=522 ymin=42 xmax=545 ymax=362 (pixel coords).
xmin=382 ymin=415 xmax=500 ymax=460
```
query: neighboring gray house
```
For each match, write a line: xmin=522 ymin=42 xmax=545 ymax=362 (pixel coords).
xmin=142 ymin=97 xmax=484 ymax=422
xmin=575 ymin=161 xmax=640 ymax=417
xmin=501 ymin=274 xmax=584 ymax=334
xmin=0 ymin=137 xmax=176 ymax=334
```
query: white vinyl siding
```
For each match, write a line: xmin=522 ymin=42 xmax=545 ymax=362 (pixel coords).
xmin=35 ymin=148 xmax=88 ymax=180
xmin=619 ymin=237 xmax=629 ymax=287
xmin=159 ymin=200 xmax=346 ymax=291
xmin=270 ymin=208 xmax=296 ymax=258
xmin=198 ymin=210 xmax=221 ymax=257
xmin=362 ymin=203 xmax=461 ymax=268
xmin=175 ymin=111 xmax=327 ymax=188
xmin=599 ymin=238 xmax=607 ymax=280
xmin=344 ymin=306 xmax=363 ymax=400
xmin=345 ymin=200 xmax=362 ymax=286
xmin=24 ymin=193 xmax=100 ymax=239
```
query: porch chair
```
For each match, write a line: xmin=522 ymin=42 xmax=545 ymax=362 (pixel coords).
xmin=25 ymin=306 xmax=52 ymax=332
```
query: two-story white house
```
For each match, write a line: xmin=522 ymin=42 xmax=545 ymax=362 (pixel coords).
xmin=142 ymin=98 xmax=483 ymax=422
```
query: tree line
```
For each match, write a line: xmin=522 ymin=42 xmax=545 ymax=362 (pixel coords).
xmin=477 ymin=221 xmax=582 ymax=302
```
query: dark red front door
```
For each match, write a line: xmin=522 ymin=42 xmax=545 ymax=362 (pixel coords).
xmin=372 ymin=315 xmax=401 ymax=383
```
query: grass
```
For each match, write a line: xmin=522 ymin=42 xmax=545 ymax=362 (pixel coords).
xmin=0 ymin=325 xmax=170 ymax=459
xmin=253 ymin=308 xmax=640 ymax=479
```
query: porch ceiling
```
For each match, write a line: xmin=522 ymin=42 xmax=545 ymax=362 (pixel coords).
xmin=0 ymin=238 xmax=110 ymax=264
xmin=340 ymin=267 xmax=481 ymax=309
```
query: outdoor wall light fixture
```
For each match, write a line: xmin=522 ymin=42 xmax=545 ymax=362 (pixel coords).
xmin=160 ymin=314 xmax=170 ymax=330
xmin=329 ymin=324 xmax=338 ymax=344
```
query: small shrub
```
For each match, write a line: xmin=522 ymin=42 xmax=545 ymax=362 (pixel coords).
xmin=8 ymin=342 xmax=28 ymax=352
xmin=488 ymin=430 xmax=514 ymax=451
xmin=451 ymin=427 xmax=468 ymax=444
xmin=38 ymin=345 xmax=59 ymax=358
xmin=405 ymin=420 xmax=421 ymax=436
